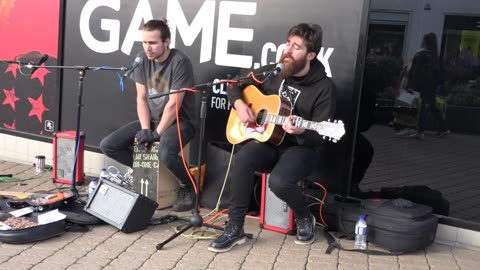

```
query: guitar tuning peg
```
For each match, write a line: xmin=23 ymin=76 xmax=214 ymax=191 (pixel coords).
xmin=333 ymin=139 xmax=338 ymax=143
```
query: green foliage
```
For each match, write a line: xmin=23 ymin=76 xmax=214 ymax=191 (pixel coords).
xmin=444 ymin=66 xmax=474 ymax=86
xmin=363 ymin=55 xmax=402 ymax=99
xmin=446 ymin=78 xmax=480 ymax=107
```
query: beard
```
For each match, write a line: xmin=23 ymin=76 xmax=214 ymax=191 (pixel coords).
xmin=280 ymin=52 xmax=307 ymax=77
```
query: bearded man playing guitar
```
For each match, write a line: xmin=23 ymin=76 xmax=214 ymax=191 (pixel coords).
xmin=209 ymin=23 xmax=337 ymax=253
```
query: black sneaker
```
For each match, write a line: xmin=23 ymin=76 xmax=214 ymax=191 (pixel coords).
xmin=294 ymin=214 xmax=315 ymax=245
xmin=208 ymin=222 xmax=246 ymax=253
xmin=171 ymin=186 xmax=195 ymax=212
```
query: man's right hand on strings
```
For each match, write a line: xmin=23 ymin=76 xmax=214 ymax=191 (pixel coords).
xmin=234 ymin=100 xmax=255 ymax=125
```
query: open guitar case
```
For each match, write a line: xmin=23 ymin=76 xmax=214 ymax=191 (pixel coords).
xmin=0 ymin=196 xmax=102 ymax=244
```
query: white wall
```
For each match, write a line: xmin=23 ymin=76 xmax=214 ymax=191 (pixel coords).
xmin=0 ymin=133 xmax=187 ymax=178
xmin=0 ymin=133 xmax=121 ymax=176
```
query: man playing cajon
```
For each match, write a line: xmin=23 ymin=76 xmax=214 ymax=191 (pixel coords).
xmin=100 ymin=18 xmax=197 ymax=212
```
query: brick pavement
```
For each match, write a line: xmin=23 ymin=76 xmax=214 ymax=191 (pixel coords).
xmin=0 ymin=160 xmax=479 ymax=269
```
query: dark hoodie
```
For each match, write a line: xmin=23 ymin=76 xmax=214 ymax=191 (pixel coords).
xmin=407 ymin=49 xmax=441 ymax=101
xmin=227 ymin=58 xmax=336 ymax=149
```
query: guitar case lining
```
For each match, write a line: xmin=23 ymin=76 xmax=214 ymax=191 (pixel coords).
xmin=0 ymin=198 xmax=66 ymax=244
xmin=0 ymin=194 xmax=107 ymax=244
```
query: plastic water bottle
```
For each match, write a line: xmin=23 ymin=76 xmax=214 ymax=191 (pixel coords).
xmin=354 ymin=215 xmax=368 ymax=250
xmin=88 ymin=178 xmax=98 ymax=199
xmin=99 ymin=168 xmax=109 ymax=181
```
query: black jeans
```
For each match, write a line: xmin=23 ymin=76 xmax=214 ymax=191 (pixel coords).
xmin=99 ymin=119 xmax=195 ymax=187
xmin=227 ymin=140 xmax=323 ymax=226
xmin=418 ymin=97 xmax=447 ymax=133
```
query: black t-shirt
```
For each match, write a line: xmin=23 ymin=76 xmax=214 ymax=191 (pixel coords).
xmin=130 ymin=49 xmax=197 ymax=126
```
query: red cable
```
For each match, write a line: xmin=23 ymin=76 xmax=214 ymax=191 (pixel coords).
xmin=176 ymin=87 xmax=201 ymax=194
xmin=313 ymin=182 xmax=329 ymax=227
xmin=204 ymin=208 xmax=229 ymax=224
xmin=247 ymin=72 xmax=263 ymax=84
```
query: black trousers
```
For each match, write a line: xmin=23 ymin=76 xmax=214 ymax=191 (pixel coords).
xmin=418 ymin=95 xmax=447 ymax=133
xmin=99 ymin=119 xmax=195 ymax=187
xmin=227 ymin=140 xmax=323 ymax=226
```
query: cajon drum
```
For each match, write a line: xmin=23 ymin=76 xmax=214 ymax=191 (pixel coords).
xmin=132 ymin=142 xmax=179 ymax=209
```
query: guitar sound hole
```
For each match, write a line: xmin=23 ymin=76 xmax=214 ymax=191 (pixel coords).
xmin=256 ymin=110 xmax=267 ymax=125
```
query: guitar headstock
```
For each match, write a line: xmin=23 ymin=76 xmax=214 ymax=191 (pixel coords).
xmin=316 ymin=119 xmax=346 ymax=143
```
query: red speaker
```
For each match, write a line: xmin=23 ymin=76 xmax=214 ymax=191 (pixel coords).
xmin=260 ymin=173 xmax=295 ymax=234
xmin=53 ymin=131 xmax=85 ymax=184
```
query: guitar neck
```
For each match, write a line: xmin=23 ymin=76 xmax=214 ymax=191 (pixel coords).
xmin=265 ymin=114 xmax=318 ymax=131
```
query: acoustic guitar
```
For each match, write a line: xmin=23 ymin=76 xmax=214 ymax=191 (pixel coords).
xmin=226 ymin=85 xmax=345 ymax=145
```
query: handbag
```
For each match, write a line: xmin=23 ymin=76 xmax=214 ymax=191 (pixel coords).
xmin=396 ymin=89 xmax=420 ymax=107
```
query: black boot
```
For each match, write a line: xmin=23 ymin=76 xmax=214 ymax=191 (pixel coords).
xmin=171 ymin=185 xmax=195 ymax=212
xmin=294 ymin=214 xmax=315 ymax=245
xmin=208 ymin=222 xmax=246 ymax=253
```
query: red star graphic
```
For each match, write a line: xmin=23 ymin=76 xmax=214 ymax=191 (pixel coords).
xmin=28 ymin=94 xmax=49 ymax=123
xmin=30 ymin=66 xmax=51 ymax=86
xmin=2 ymin=87 xmax=20 ymax=111
xmin=4 ymin=63 xmax=19 ymax=78
xmin=3 ymin=120 xmax=16 ymax=130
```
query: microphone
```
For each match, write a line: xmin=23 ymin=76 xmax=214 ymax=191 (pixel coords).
xmin=263 ymin=63 xmax=284 ymax=83
xmin=122 ymin=54 xmax=143 ymax=81
xmin=29 ymin=54 xmax=49 ymax=74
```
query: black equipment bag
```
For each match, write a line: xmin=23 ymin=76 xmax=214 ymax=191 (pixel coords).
xmin=318 ymin=194 xmax=438 ymax=254
xmin=353 ymin=185 xmax=449 ymax=216
xmin=59 ymin=200 xmax=103 ymax=225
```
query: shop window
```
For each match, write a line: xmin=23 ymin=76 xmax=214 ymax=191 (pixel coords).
xmin=441 ymin=15 xmax=480 ymax=108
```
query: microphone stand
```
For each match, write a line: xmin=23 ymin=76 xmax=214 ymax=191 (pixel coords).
xmin=69 ymin=65 xmax=126 ymax=198
xmin=154 ymin=80 xmax=253 ymax=250
xmin=9 ymin=62 xmax=127 ymax=198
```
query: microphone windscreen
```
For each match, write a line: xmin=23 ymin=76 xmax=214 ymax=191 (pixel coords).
xmin=133 ymin=56 xmax=143 ymax=65
xmin=276 ymin=63 xmax=284 ymax=71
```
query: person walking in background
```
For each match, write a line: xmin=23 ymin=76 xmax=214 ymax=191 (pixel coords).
xmin=407 ymin=32 xmax=449 ymax=139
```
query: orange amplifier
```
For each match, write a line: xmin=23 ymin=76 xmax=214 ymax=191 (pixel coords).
xmin=52 ymin=131 xmax=85 ymax=184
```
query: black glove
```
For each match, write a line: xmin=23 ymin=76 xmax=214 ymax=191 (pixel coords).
xmin=135 ymin=129 xmax=160 ymax=145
